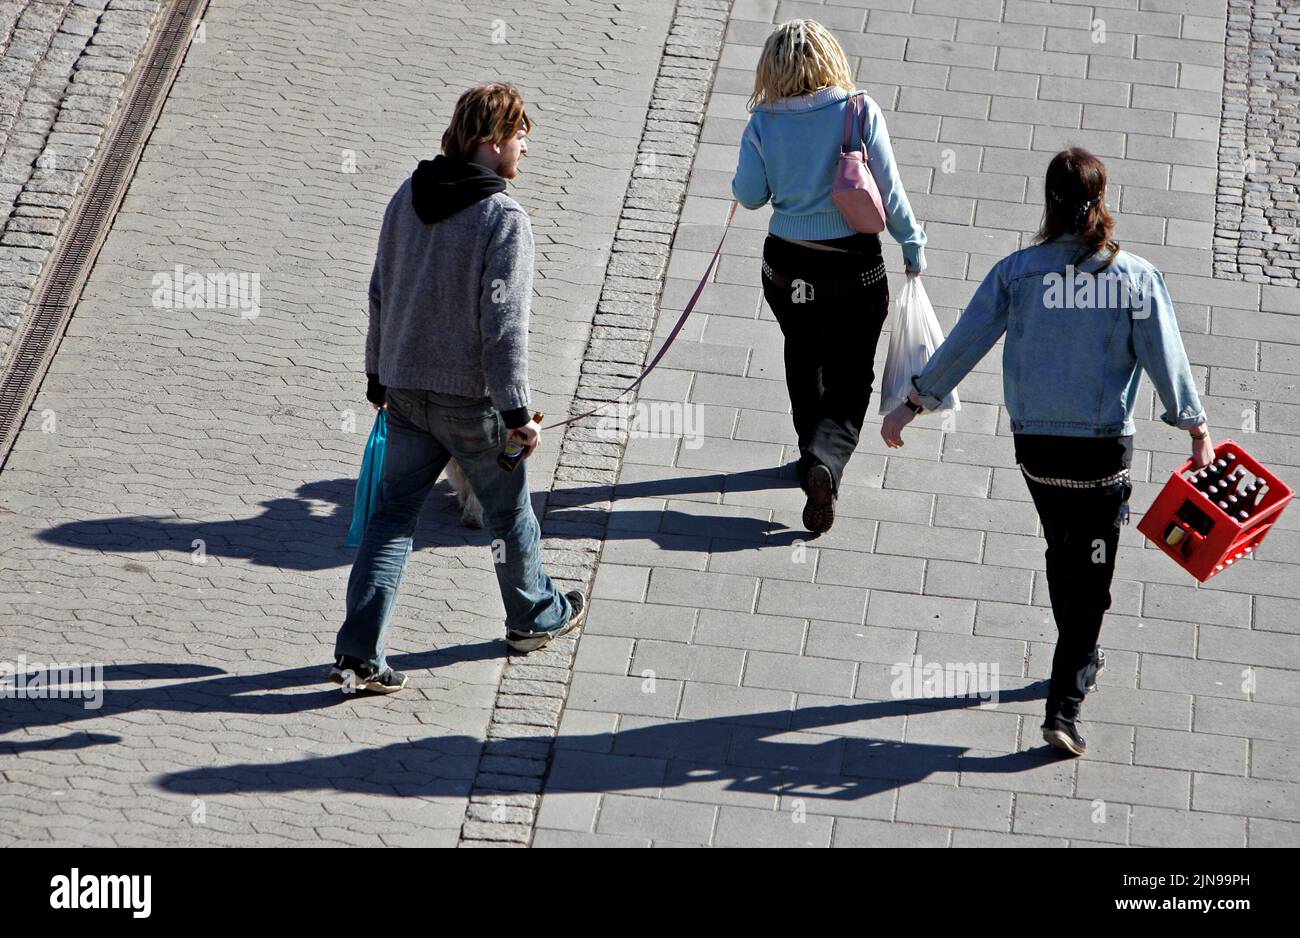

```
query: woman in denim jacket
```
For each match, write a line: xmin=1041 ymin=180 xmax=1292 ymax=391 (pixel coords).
xmin=882 ymin=148 xmax=1215 ymax=757
xmin=731 ymin=19 xmax=927 ymax=535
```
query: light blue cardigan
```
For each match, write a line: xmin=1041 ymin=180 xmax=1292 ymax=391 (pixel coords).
xmin=731 ymin=86 xmax=927 ymax=272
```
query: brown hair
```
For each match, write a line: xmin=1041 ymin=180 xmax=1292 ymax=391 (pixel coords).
xmin=441 ymin=82 xmax=533 ymax=163
xmin=1035 ymin=147 xmax=1120 ymax=268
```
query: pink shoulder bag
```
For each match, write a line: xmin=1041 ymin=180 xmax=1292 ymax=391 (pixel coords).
xmin=832 ymin=92 xmax=887 ymax=234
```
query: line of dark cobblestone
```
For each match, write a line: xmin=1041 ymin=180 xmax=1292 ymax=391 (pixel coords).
xmin=457 ymin=0 xmax=732 ymax=847
xmin=1215 ymin=0 xmax=1300 ymax=285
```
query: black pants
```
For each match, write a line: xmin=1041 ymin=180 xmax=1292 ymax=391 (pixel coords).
xmin=760 ymin=234 xmax=890 ymax=491
xmin=1023 ymin=474 xmax=1133 ymax=723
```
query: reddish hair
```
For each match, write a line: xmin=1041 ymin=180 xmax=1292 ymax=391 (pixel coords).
xmin=441 ymin=83 xmax=533 ymax=162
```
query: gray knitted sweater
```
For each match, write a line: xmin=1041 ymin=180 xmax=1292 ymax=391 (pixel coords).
xmin=365 ymin=173 xmax=534 ymax=420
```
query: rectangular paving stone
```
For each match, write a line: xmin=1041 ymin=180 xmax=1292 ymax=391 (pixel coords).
xmin=677 ymin=682 xmax=794 ymax=728
xmin=708 ymin=543 xmax=817 ymax=582
xmin=658 ymin=760 xmax=783 ymax=811
xmin=630 ymin=639 xmax=745 ymax=686
xmin=1192 ymin=774 xmax=1300 ymax=823
xmin=883 ymin=456 xmax=992 ymax=497
xmin=834 ymin=817 xmax=949 ymax=846
xmin=1013 ymin=793 xmax=1129 ymax=844
xmin=896 ymin=782 xmax=1012 ymax=832
xmin=1199 ymin=624 xmax=1300 ymax=668
xmin=743 ymin=650 xmax=857 ymax=696
xmin=934 ymin=494 xmax=1040 ymax=535
xmin=815 ymin=550 xmax=926 ymax=594
xmin=531 ymin=829 xmax=649 ymax=848
xmin=1247 ymin=818 xmax=1300 ymax=848
xmin=595 ymin=793 xmax=715 ymax=844
xmin=583 ymin=598 xmax=697 ymax=643
xmin=901 ymin=707 xmax=1020 ymax=751
xmin=1076 ymin=761 xmax=1192 ymax=810
xmin=591 ymin=562 xmax=652 ymax=600
xmin=713 ymin=804 xmax=833 ymax=847
xmin=1193 ymin=696 xmax=1297 ymax=742
xmin=546 ymin=750 xmax=666 ymax=797
xmin=805 ymin=621 xmax=917 ymax=666
xmin=566 ymin=672 xmax=682 ymax=719
xmin=951 ymin=829 xmax=1067 ymax=847
xmin=1141 ymin=582 xmax=1252 ymax=625
xmin=1130 ymin=806 xmax=1247 ymax=848
xmin=612 ymin=716 xmax=738 ymax=764
xmin=534 ymin=791 xmax=602 ymax=833
xmin=692 ymin=608 xmax=806 ymax=653
xmin=729 ymin=727 xmax=846 ymax=776
xmin=1251 ymin=741 xmax=1300 ymax=783
xmin=647 ymin=567 xmax=757 ymax=612
xmin=905 ymin=38 xmax=997 ymax=69
xmin=573 ymin=635 xmax=635 ymax=676
xmin=756 ymin=578 xmax=867 ymax=623
xmin=925 ymin=559 xmax=1034 ymax=604
xmin=867 ymin=589 xmax=976 ymax=635
xmin=1083 ymin=686 xmax=1192 ymax=731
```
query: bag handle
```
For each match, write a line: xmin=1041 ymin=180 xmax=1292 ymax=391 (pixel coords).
xmin=840 ymin=91 xmax=866 ymax=154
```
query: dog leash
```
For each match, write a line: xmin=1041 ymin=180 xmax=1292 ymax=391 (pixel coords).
xmin=541 ymin=199 xmax=739 ymax=431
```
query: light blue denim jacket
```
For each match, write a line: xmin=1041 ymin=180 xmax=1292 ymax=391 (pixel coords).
xmin=912 ymin=237 xmax=1206 ymax=437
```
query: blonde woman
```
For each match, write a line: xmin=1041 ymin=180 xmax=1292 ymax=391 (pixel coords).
xmin=732 ymin=19 xmax=926 ymax=535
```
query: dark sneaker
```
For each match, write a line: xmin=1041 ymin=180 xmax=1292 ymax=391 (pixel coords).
xmin=1042 ymin=717 xmax=1087 ymax=757
xmin=327 ymin=655 xmax=407 ymax=694
xmin=1085 ymin=647 xmax=1106 ymax=693
xmin=802 ymin=464 xmax=836 ymax=536
xmin=506 ymin=590 xmax=588 ymax=654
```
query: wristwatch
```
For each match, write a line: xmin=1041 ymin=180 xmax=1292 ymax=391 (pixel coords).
xmin=1190 ymin=427 xmax=1209 ymax=440
xmin=904 ymin=398 xmax=924 ymax=415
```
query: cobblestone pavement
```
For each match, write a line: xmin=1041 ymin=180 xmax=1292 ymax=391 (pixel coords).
xmin=0 ymin=0 xmax=672 ymax=845
xmin=1215 ymin=0 xmax=1299 ymax=285
xmin=0 ymin=0 xmax=162 ymax=364
xmin=2 ymin=0 xmax=1297 ymax=850
xmin=460 ymin=0 xmax=731 ymax=845
xmin=534 ymin=0 xmax=1300 ymax=847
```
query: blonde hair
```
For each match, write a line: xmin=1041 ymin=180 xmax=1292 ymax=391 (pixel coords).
xmin=748 ymin=19 xmax=855 ymax=110
xmin=441 ymin=82 xmax=533 ymax=162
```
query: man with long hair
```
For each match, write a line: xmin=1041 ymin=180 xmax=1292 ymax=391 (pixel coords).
xmin=330 ymin=83 xmax=586 ymax=694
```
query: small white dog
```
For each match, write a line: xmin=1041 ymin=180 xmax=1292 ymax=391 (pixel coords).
xmin=444 ymin=460 xmax=484 ymax=528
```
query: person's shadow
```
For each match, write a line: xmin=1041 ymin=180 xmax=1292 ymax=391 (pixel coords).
xmin=0 ymin=648 xmax=499 ymax=758
xmin=2 ymin=648 xmax=1064 ymax=802
xmin=35 ymin=464 xmax=812 ymax=568
xmin=34 ymin=478 xmax=527 ymax=571
xmin=142 ymin=678 xmax=1062 ymax=803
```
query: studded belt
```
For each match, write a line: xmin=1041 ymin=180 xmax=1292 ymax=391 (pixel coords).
xmin=1019 ymin=465 xmax=1130 ymax=489
xmin=761 ymin=257 xmax=887 ymax=294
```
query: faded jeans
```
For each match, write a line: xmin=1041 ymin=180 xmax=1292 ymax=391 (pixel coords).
xmin=334 ymin=388 xmax=570 ymax=671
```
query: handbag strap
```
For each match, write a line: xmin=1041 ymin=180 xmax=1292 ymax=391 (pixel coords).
xmin=840 ymin=91 xmax=866 ymax=154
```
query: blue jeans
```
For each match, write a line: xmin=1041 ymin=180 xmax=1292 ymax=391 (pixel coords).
xmin=334 ymin=388 xmax=571 ymax=670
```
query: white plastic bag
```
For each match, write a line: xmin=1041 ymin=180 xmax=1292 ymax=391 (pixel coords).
xmin=877 ymin=277 xmax=960 ymax=415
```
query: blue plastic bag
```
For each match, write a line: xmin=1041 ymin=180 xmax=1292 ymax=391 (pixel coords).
xmin=344 ymin=410 xmax=387 ymax=549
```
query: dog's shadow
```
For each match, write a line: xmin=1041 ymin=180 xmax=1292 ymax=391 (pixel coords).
xmin=35 ymin=476 xmax=515 ymax=572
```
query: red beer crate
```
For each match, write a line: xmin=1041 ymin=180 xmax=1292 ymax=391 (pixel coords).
xmin=1138 ymin=439 xmax=1293 ymax=582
